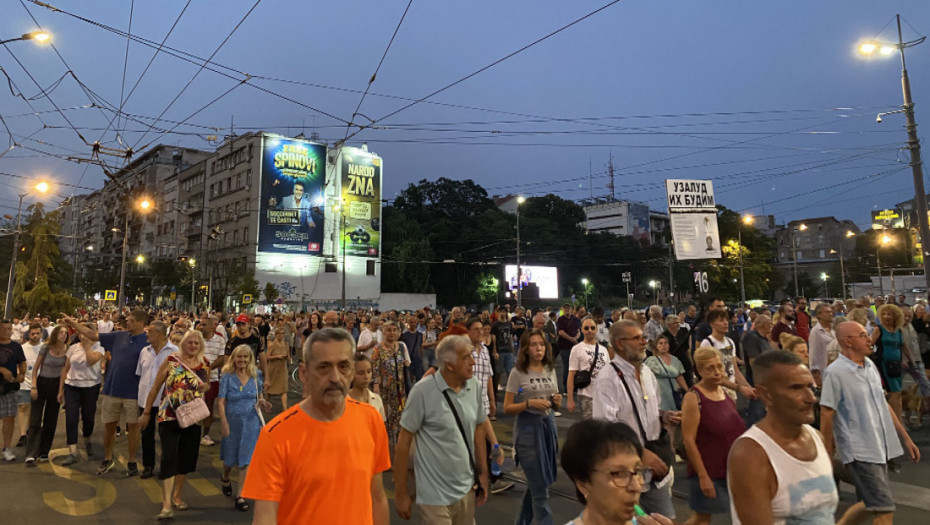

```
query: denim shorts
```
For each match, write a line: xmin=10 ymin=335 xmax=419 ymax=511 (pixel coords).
xmin=846 ymin=461 xmax=895 ymax=513
xmin=688 ymin=476 xmax=730 ymax=515
xmin=16 ymin=389 xmax=31 ymax=405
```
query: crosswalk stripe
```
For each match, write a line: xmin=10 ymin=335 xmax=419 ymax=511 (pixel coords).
xmin=188 ymin=477 xmax=221 ymax=497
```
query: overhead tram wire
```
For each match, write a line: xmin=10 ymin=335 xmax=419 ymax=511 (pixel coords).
xmin=340 ymin=0 xmax=627 ymax=143
xmin=130 ymin=0 xmax=264 ymax=152
xmin=97 ymin=0 xmax=193 ymax=146
xmin=336 ymin=0 xmax=415 ymax=148
xmin=25 ymin=1 xmax=350 ymax=128
xmin=115 ymin=0 xmax=135 ymax=147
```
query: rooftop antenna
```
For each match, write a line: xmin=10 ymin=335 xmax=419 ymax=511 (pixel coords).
xmin=606 ymin=154 xmax=616 ymax=201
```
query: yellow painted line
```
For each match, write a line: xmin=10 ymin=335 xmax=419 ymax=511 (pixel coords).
xmin=40 ymin=448 xmax=117 ymax=516
xmin=135 ymin=477 xmax=164 ymax=503
xmin=188 ymin=476 xmax=221 ymax=497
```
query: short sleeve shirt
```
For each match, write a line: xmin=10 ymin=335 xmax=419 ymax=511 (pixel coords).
xmin=491 ymin=321 xmax=514 ymax=352
xmin=400 ymin=373 xmax=487 ymax=506
xmin=506 ymin=366 xmax=558 ymax=416
xmin=226 ymin=333 xmax=263 ymax=365
xmin=556 ymin=316 xmax=581 ymax=351
xmin=242 ymin=401 xmax=390 ymax=525
xmin=471 ymin=344 xmax=493 ymax=416
xmin=0 ymin=341 xmax=26 ymax=387
xmin=568 ymin=342 xmax=609 ymax=398
xmin=99 ymin=331 xmax=150 ymax=399
xmin=64 ymin=342 xmax=104 ymax=387
xmin=202 ymin=334 xmax=226 ymax=382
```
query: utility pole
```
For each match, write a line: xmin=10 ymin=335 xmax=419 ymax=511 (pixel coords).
xmin=895 ymin=14 xmax=930 ymax=295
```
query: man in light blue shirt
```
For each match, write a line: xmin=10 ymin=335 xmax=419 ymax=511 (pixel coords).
xmin=134 ymin=321 xmax=177 ymax=479
xmin=394 ymin=334 xmax=489 ymax=523
xmin=821 ymin=322 xmax=920 ymax=525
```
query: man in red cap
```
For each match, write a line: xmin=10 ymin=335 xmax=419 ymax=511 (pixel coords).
xmin=214 ymin=313 xmax=268 ymax=392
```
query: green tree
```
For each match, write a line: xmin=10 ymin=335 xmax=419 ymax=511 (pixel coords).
xmin=475 ymin=273 xmax=500 ymax=304
xmin=12 ymin=203 xmax=81 ymax=316
xmin=263 ymin=282 xmax=279 ymax=304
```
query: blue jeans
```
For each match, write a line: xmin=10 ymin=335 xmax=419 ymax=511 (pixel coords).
xmin=500 ymin=352 xmax=515 ymax=377
xmin=515 ymin=427 xmax=554 ymax=524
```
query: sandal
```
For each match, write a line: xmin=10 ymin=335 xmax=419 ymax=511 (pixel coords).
xmin=235 ymin=497 xmax=250 ymax=512
xmin=171 ymin=500 xmax=189 ymax=511
xmin=221 ymin=478 xmax=232 ymax=497
xmin=156 ymin=509 xmax=174 ymax=520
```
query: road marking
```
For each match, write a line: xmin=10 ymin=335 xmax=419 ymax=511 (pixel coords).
xmin=135 ymin=477 xmax=164 ymax=503
xmin=187 ymin=477 xmax=221 ymax=497
xmin=40 ymin=448 xmax=117 ymax=516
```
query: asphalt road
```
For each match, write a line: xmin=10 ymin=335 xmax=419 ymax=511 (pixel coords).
xmin=3 ymin=364 xmax=930 ymax=523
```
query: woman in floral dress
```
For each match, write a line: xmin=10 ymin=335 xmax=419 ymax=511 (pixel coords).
xmin=371 ymin=320 xmax=410 ymax=459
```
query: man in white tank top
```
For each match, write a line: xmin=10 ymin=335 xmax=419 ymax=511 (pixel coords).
xmin=727 ymin=350 xmax=838 ymax=524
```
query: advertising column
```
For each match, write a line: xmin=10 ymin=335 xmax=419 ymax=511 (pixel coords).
xmin=339 ymin=147 xmax=383 ymax=257
xmin=257 ymin=136 xmax=327 ymax=255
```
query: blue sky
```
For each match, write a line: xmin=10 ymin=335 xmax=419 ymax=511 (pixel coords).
xmin=2 ymin=0 xmax=930 ymax=228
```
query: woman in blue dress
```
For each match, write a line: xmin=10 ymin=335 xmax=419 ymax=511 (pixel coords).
xmin=872 ymin=304 xmax=914 ymax=422
xmin=217 ymin=344 xmax=271 ymax=511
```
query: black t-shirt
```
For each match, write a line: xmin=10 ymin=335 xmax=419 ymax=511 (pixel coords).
xmin=225 ymin=334 xmax=264 ymax=366
xmin=0 ymin=340 xmax=25 ymax=392
xmin=491 ymin=321 xmax=514 ymax=353
xmin=511 ymin=317 xmax=527 ymax=346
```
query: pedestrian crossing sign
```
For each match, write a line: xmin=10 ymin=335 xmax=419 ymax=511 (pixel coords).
xmin=104 ymin=290 xmax=117 ymax=301
xmin=242 ymin=294 xmax=253 ymax=304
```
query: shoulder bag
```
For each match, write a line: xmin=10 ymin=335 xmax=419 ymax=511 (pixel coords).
xmin=436 ymin=376 xmax=483 ymax=500
xmin=608 ymin=362 xmax=675 ymax=469
xmin=173 ymin=359 xmax=211 ymax=429
xmin=572 ymin=343 xmax=600 ymax=390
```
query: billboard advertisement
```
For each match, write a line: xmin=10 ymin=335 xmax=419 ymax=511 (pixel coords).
xmin=665 ymin=179 xmax=721 ymax=260
xmin=339 ymin=147 xmax=382 ymax=257
xmin=258 ymin=136 xmax=327 ymax=254
xmin=629 ymin=202 xmax=651 ymax=242
xmin=871 ymin=208 xmax=904 ymax=230
xmin=505 ymin=265 xmax=559 ymax=299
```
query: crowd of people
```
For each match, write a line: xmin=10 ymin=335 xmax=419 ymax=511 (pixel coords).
xmin=0 ymin=295 xmax=926 ymax=524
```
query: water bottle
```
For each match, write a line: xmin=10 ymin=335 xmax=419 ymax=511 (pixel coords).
xmin=490 ymin=444 xmax=502 ymax=477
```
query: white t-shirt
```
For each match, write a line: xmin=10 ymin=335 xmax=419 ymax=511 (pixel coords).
xmin=12 ymin=324 xmax=24 ymax=343
xmin=701 ymin=334 xmax=737 ymax=398
xmin=64 ymin=342 xmax=104 ymax=388
xmin=97 ymin=320 xmax=114 ymax=334
xmin=357 ymin=329 xmax=383 ymax=357
xmin=21 ymin=342 xmax=41 ymax=390
xmin=596 ymin=322 xmax=610 ymax=346
xmin=568 ymin=341 xmax=610 ymax=398
xmin=203 ymin=333 xmax=227 ymax=382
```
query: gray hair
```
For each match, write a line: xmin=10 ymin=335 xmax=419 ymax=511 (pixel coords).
xmin=302 ymin=327 xmax=356 ymax=362
xmin=665 ymin=314 xmax=680 ymax=324
xmin=148 ymin=320 xmax=168 ymax=336
xmin=437 ymin=335 xmax=470 ymax=367
xmin=608 ymin=320 xmax=641 ymax=348
xmin=648 ymin=305 xmax=663 ymax=319
xmin=813 ymin=303 xmax=831 ymax=317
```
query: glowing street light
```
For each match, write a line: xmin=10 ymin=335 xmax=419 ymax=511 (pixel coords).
xmin=877 ymin=232 xmax=894 ymax=296
xmin=135 ymin=254 xmax=145 ymax=264
xmin=791 ymin=223 xmax=807 ymax=297
xmin=581 ymin=278 xmax=589 ymax=309
xmin=5 ymin=179 xmax=52 ymax=317
xmin=118 ymin=196 xmax=155 ymax=309
xmin=515 ymin=195 xmax=526 ymax=307
xmin=738 ymin=214 xmax=755 ymax=305
xmin=0 ymin=31 xmax=51 ymax=45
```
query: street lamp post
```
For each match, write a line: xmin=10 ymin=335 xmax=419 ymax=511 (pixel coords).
xmin=188 ymin=258 xmax=196 ymax=312
xmin=333 ymin=199 xmax=348 ymax=310
xmin=820 ymin=272 xmax=829 ymax=298
xmin=4 ymin=181 xmax=49 ymax=317
xmin=515 ymin=196 xmax=526 ymax=307
xmin=877 ymin=234 xmax=892 ymax=297
xmin=649 ymin=279 xmax=659 ymax=305
xmin=831 ymin=230 xmax=856 ymax=299
xmin=738 ymin=215 xmax=754 ymax=305
xmin=0 ymin=31 xmax=51 ymax=45
xmin=859 ymin=15 xmax=930 ymax=294
xmin=791 ymin=223 xmax=807 ymax=297
xmin=581 ymin=278 xmax=589 ymax=309
xmin=117 ymin=198 xmax=152 ymax=310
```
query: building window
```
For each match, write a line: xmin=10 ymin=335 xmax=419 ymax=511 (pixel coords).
xmin=233 ymin=230 xmax=239 ymax=245
xmin=209 ymin=184 xmax=214 ymax=198
xmin=819 ymin=249 xmax=825 ymax=259
xmin=243 ymin=226 xmax=249 ymax=244
xmin=237 ymin=173 xmax=242 ymax=190
xmin=366 ymin=260 xmax=376 ymax=275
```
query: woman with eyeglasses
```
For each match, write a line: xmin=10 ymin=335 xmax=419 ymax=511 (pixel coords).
xmin=561 ymin=419 xmax=672 ymax=525
xmin=680 ymin=347 xmax=746 ymax=525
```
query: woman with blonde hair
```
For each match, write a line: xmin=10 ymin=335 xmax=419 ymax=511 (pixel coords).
xmin=873 ymin=304 xmax=914 ymax=420
xmin=217 ymin=344 xmax=270 ymax=511
xmin=680 ymin=347 xmax=745 ymax=525
xmin=139 ymin=330 xmax=210 ymax=520
xmin=848 ymin=308 xmax=871 ymax=333
xmin=779 ymin=334 xmax=809 ymax=366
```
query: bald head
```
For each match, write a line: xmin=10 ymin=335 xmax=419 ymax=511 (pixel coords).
xmin=532 ymin=312 xmax=546 ymax=329
xmin=323 ymin=310 xmax=339 ymax=327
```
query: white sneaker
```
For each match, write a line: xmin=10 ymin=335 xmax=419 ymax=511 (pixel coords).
xmin=1 ymin=448 xmax=15 ymax=462
xmin=200 ymin=435 xmax=215 ymax=446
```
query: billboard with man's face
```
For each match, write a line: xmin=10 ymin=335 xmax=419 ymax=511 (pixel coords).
xmin=257 ymin=135 xmax=327 ymax=254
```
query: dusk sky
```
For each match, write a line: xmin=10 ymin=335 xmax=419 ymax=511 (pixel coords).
xmin=3 ymin=0 xmax=930 ymax=229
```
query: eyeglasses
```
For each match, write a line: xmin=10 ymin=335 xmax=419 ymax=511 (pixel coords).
xmin=844 ymin=333 xmax=870 ymax=340
xmin=594 ymin=467 xmax=652 ymax=488
xmin=582 ymin=326 xmax=598 ymax=331
xmin=618 ymin=334 xmax=647 ymax=341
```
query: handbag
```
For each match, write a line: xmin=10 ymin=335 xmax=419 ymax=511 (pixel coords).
xmin=437 ymin=376 xmax=483 ymax=500
xmin=572 ymin=343 xmax=600 ymax=390
xmin=656 ymin=356 xmax=684 ymax=410
xmin=172 ymin=359 xmax=210 ymax=429
xmin=608 ymin=362 xmax=675 ymax=470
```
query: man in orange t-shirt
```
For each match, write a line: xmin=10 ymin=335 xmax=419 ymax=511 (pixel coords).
xmin=243 ymin=328 xmax=390 ymax=524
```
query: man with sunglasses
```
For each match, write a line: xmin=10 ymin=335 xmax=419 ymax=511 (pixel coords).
xmin=820 ymin=322 xmax=920 ymax=525
xmin=593 ymin=320 xmax=680 ymax=520
xmin=567 ymin=318 xmax=612 ymax=419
